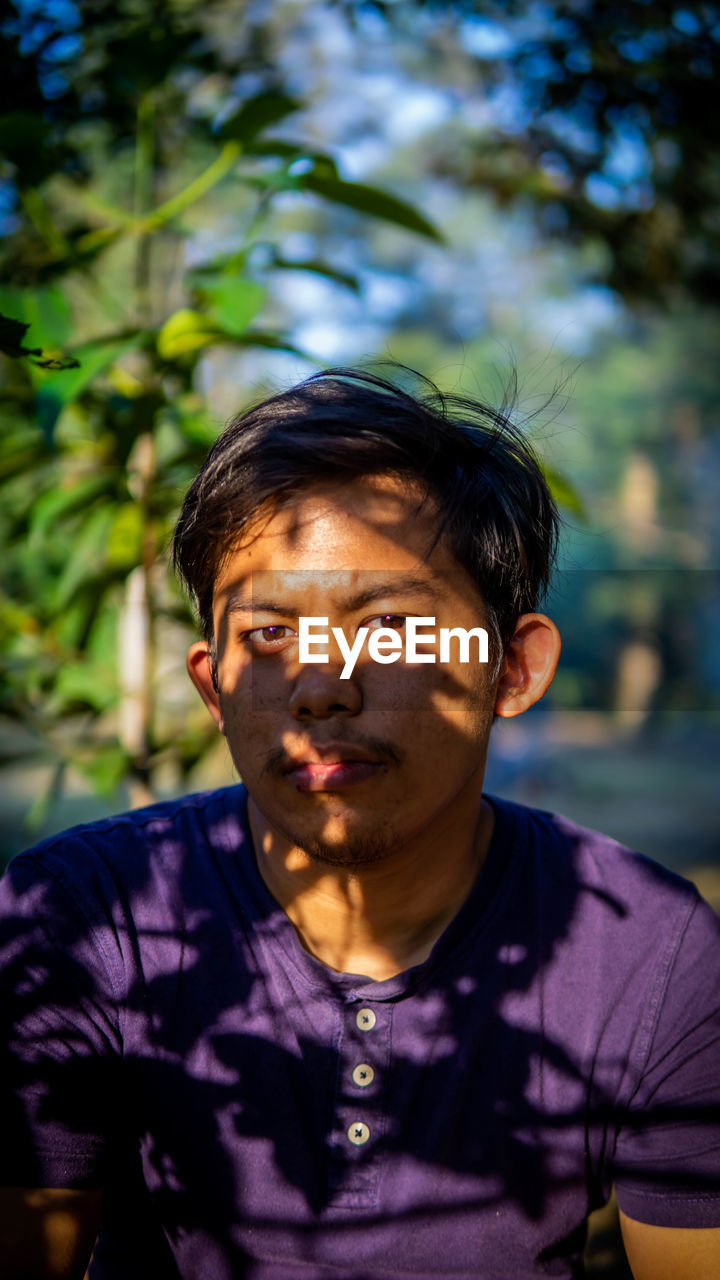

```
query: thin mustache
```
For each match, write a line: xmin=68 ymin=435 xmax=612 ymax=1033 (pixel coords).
xmin=262 ymin=737 xmax=401 ymax=777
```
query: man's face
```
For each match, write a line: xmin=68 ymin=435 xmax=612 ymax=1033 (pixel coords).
xmin=194 ymin=475 xmax=500 ymax=867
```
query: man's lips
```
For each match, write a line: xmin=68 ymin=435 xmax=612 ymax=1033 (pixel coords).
xmin=282 ymin=745 xmax=387 ymax=792
xmin=289 ymin=760 xmax=384 ymax=791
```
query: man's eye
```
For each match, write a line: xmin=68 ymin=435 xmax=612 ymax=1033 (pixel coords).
xmin=244 ymin=625 xmax=296 ymax=648
xmin=366 ymin=614 xmax=406 ymax=632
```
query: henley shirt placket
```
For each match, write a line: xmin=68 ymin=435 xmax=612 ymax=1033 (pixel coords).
xmin=327 ymin=995 xmax=394 ymax=1208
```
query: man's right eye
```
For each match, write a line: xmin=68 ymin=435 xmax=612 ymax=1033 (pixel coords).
xmin=243 ymin=625 xmax=297 ymax=649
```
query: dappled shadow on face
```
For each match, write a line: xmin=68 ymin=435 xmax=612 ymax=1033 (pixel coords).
xmin=211 ymin=557 xmax=498 ymax=882
xmin=2 ymin=472 xmax=714 ymax=1272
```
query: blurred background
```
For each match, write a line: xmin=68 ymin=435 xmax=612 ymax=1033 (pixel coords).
xmin=0 ymin=2 xmax=719 ymax=1270
xmin=2 ymin=0 xmax=718 ymax=875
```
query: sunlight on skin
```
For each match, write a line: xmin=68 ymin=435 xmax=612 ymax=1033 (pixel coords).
xmin=187 ymin=475 xmax=560 ymax=979
xmin=619 ymin=1210 xmax=720 ymax=1280
xmin=0 ymin=1187 xmax=102 ymax=1280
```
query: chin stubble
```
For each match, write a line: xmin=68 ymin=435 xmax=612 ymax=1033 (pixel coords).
xmin=292 ymin=828 xmax=396 ymax=868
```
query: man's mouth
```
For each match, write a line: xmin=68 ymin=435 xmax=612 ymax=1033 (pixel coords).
xmin=281 ymin=744 xmax=388 ymax=792
xmin=289 ymin=760 xmax=385 ymax=791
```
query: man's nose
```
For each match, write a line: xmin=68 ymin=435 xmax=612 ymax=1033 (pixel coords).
xmin=288 ymin=665 xmax=363 ymax=720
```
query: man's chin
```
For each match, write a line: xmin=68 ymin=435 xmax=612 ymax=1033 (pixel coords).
xmin=294 ymin=831 xmax=393 ymax=868
xmin=247 ymin=787 xmax=401 ymax=868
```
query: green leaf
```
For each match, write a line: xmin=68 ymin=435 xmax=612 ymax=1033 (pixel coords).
xmin=24 ymin=286 xmax=73 ymax=348
xmin=188 ymin=252 xmax=249 ymax=278
xmin=31 ymin=353 xmax=81 ymax=371
xmin=54 ymin=661 xmax=117 ymax=714
xmin=75 ymin=744 xmax=129 ymax=797
xmin=243 ymin=139 xmax=307 ymax=159
xmin=543 ymin=466 xmax=586 ymax=519
xmin=195 ymin=277 xmax=267 ymax=336
xmin=272 ymin=255 xmax=360 ymax=293
xmin=174 ymin=401 xmax=221 ymax=449
xmin=0 ymin=285 xmax=72 ymax=348
xmin=157 ymin=309 xmax=223 ymax=360
xmin=245 ymin=142 xmax=342 ymax=181
xmin=302 ymin=176 xmax=443 ymax=242
xmin=0 ymin=314 xmax=78 ymax=369
xmin=0 ymin=313 xmax=35 ymax=359
xmin=233 ymin=331 xmax=310 ymax=358
xmin=29 ymin=474 xmax=113 ymax=544
xmin=0 ymin=293 xmax=78 ymax=368
xmin=106 ymin=503 xmax=144 ymax=570
xmin=197 ymin=243 xmax=358 ymax=292
xmin=34 ymin=332 xmax=144 ymax=441
xmin=218 ymin=90 xmax=301 ymax=144
xmin=158 ymin=310 xmax=307 ymax=361
xmin=52 ymin=507 xmax=116 ymax=610
xmin=51 ymin=587 xmax=107 ymax=653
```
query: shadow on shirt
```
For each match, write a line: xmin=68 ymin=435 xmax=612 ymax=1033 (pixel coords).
xmin=1 ymin=783 xmax=718 ymax=1279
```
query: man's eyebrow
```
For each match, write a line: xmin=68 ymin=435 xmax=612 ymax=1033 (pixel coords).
xmin=342 ymin=575 xmax=442 ymax=613
xmin=222 ymin=575 xmax=441 ymax=618
xmin=224 ymin=595 xmax=298 ymax=618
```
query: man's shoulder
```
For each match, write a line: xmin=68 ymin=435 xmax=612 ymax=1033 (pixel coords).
xmin=7 ymin=784 xmax=250 ymax=895
xmin=487 ymin=797 xmax=719 ymax=1045
xmin=0 ymin=786 xmax=260 ymax=1015
xmin=490 ymin=793 xmax=711 ymax=927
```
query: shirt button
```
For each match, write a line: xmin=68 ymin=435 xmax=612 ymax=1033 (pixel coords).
xmin=347 ymin=1121 xmax=370 ymax=1146
xmin=356 ymin=1007 xmax=376 ymax=1031
xmin=352 ymin=1063 xmax=375 ymax=1087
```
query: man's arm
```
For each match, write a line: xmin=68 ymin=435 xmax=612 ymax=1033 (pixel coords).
xmin=0 ymin=1187 xmax=102 ymax=1280
xmin=0 ymin=852 xmax=121 ymax=1280
xmin=619 ymin=1211 xmax=720 ymax=1280
xmin=610 ymin=887 xmax=720 ymax=1274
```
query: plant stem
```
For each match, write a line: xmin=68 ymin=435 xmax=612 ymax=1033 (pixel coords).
xmin=134 ymin=93 xmax=155 ymax=326
xmin=20 ymin=189 xmax=69 ymax=256
xmin=138 ymin=141 xmax=242 ymax=232
xmin=118 ymin=95 xmax=158 ymax=805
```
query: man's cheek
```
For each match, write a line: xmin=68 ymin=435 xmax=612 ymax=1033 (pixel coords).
xmin=219 ymin=652 xmax=489 ymax=716
xmin=217 ymin=657 xmax=287 ymax=714
xmin=359 ymin=657 xmax=468 ymax=713
xmin=221 ymin=720 xmax=268 ymax=786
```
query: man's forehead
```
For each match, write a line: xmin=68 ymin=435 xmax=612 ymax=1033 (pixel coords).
xmin=219 ymin=568 xmax=456 ymax=617
xmin=233 ymin=475 xmax=439 ymax=554
xmin=212 ymin=475 xmax=465 ymax=606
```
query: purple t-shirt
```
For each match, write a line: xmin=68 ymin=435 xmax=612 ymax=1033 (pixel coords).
xmin=1 ymin=786 xmax=719 ymax=1279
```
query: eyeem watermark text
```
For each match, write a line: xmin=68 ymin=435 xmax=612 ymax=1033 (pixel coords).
xmin=299 ymin=616 xmax=489 ymax=679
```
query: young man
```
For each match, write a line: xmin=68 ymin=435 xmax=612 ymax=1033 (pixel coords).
xmin=1 ymin=369 xmax=719 ymax=1280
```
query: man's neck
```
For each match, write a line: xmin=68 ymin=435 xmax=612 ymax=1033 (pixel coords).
xmin=248 ymin=792 xmax=495 ymax=981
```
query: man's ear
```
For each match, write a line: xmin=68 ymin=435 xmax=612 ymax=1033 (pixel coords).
xmin=494 ymin=613 xmax=561 ymax=719
xmin=187 ymin=641 xmax=225 ymax=734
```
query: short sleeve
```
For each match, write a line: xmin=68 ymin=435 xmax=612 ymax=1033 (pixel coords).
xmin=613 ymin=892 xmax=720 ymax=1227
xmin=0 ymin=852 xmax=123 ymax=1189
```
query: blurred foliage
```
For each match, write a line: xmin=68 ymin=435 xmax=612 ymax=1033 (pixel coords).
xmin=0 ymin=0 xmax=442 ymax=819
xmin=340 ymin=0 xmax=720 ymax=306
xmin=539 ymin=307 xmax=720 ymax=717
xmin=1 ymin=0 xmax=717 ymax=833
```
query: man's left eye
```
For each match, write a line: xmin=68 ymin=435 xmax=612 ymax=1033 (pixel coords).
xmin=366 ymin=614 xmax=406 ymax=632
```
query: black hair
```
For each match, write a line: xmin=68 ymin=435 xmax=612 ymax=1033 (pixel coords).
xmin=172 ymin=366 xmax=560 ymax=652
